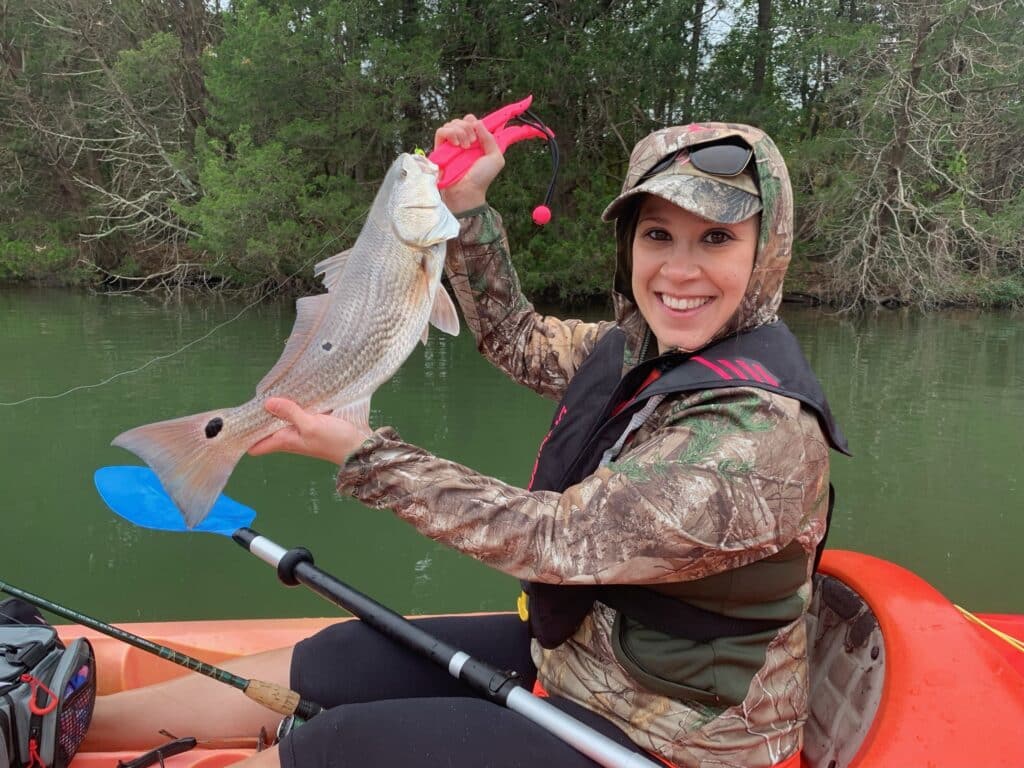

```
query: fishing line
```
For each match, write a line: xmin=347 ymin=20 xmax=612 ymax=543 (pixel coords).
xmin=0 ymin=207 xmax=369 ymax=408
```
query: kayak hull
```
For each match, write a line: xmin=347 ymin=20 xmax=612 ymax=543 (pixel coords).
xmin=62 ymin=551 xmax=1024 ymax=768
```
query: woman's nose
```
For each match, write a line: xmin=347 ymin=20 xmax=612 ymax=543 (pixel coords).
xmin=660 ymin=249 xmax=701 ymax=280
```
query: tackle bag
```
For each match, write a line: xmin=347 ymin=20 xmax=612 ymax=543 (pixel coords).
xmin=0 ymin=599 xmax=95 ymax=768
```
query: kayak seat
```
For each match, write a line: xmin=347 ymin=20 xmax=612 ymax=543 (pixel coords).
xmin=802 ymin=573 xmax=884 ymax=768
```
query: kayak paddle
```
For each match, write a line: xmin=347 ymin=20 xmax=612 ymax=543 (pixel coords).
xmin=95 ymin=466 xmax=661 ymax=768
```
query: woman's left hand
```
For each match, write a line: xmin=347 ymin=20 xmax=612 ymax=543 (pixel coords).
xmin=248 ymin=397 xmax=372 ymax=465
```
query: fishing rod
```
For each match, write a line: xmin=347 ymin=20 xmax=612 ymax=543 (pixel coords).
xmin=96 ymin=466 xmax=661 ymax=768
xmin=0 ymin=581 xmax=322 ymax=721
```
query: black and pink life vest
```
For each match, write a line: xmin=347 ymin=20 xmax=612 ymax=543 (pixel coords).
xmin=522 ymin=320 xmax=849 ymax=650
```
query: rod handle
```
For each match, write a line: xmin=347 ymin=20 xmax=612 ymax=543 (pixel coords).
xmin=242 ymin=679 xmax=303 ymax=716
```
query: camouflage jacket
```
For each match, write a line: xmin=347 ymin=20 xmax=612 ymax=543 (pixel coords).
xmin=337 ymin=124 xmax=832 ymax=767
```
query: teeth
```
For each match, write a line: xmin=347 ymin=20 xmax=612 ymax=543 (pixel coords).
xmin=661 ymin=295 xmax=710 ymax=311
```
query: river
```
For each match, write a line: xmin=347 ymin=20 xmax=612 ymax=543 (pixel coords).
xmin=1 ymin=286 xmax=1021 ymax=622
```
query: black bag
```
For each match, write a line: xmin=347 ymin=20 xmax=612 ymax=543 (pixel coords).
xmin=0 ymin=599 xmax=95 ymax=768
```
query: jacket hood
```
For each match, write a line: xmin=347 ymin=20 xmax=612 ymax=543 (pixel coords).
xmin=609 ymin=123 xmax=793 ymax=354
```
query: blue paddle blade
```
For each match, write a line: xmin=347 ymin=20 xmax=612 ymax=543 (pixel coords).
xmin=94 ymin=466 xmax=255 ymax=536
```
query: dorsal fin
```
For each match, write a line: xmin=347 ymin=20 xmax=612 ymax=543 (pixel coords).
xmin=314 ymin=247 xmax=352 ymax=292
xmin=256 ymin=294 xmax=331 ymax=395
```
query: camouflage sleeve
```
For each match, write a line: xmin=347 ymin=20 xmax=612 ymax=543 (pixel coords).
xmin=337 ymin=387 xmax=830 ymax=584
xmin=445 ymin=206 xmax=614 ymax=400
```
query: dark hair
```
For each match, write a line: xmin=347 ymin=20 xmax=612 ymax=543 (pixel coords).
xmin=612 ymin=196 xmax=644 ymax=301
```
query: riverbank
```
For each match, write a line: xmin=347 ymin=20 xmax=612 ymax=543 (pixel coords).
xmin=4 ymin=254 xmax=1023 ymax=310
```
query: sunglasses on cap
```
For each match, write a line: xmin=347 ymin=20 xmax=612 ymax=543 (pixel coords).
xmin=635 ymin=138 xmax=754 ymax=188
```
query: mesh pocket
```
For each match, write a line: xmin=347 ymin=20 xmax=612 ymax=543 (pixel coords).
xmin=54 ymin=643 xmax=96 ymax=768
xmin=57 ymin=672 xmax=95 ymax=766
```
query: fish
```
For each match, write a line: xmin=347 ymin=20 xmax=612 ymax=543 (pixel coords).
xmin=112 ymin=152 xmax=461 ymax=528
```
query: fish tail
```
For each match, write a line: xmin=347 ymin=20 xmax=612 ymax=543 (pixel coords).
xmin=112 ymin=409 xmax=246 ymax=529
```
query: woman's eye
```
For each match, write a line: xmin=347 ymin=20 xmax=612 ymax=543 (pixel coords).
xmin=643 ymin=227 xmax=671 ymax=241
xmin=704 ymin=230 xmax=733 ymax=245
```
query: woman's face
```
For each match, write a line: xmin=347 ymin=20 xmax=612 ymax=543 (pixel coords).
xmin=630 ymin=195 xmax=758 ymax=354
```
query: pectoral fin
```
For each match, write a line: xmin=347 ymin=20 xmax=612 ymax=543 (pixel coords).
xmin=429 ymin=286 xmax=460 ymax=336
xmin=332 ymin=396 xmax=371 ymax=432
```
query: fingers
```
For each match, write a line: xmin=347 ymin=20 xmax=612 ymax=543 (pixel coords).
xmin=264 ymin=397 xmax=312 ymax=431
xmin=433 ymin=114 xmax=479 ymax=151
xmin=252 ymin=401 xmax=370 ymax=464
xmin=247 ymin=431 xmax=289 ymax=457
xmin=473 ymin=120 xmax=501 ymax=157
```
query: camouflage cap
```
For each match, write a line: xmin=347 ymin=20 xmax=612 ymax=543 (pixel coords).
xmin=601 ymin=158 xmax=761 ymax=224
xmin=602 ymin=128 xmax=761 ymax=224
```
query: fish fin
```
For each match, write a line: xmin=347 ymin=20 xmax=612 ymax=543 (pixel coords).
xmin=421 ymin=324 xmax=429 ymax=346
xmin=314 ymin=248 xmax=352 ymax=292
xmin=429 ymin=286 xmax=460 ymax=336
xmin=256 ymin=294 xmax=331 ymax=395
xmin=112 ymin=410 xmax=246 ymax=529
xmin=332 ymin=396 xmax=371 ymax=432
xmin=394 ymin=206 xmax=460 ymax=248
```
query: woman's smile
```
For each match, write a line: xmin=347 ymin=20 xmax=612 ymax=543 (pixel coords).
xmin=657 ymin=294 xmax=713 ymax=312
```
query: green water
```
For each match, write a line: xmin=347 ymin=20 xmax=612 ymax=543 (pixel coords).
xmin=1 ymin=287 xmax=1021 ymax=623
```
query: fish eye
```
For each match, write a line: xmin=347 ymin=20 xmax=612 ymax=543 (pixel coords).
xmin=400 ymin=168 xmax=409 ymax=179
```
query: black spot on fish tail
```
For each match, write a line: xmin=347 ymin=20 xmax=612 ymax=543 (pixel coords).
xmin=205 ymin=417 xmax=224 ymax=439
xmin=322 ymin=341 xmax=333 ymax=351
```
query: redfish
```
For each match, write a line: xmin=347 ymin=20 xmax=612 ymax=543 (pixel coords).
xmin=112 ymin=153 xmax=460 ymax=527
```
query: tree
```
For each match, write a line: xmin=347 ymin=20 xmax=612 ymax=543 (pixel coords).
xmin=804 ymin=0 xmax=1024 ymax=306
xmin=0 ymin=0 xmax=218 ymax=276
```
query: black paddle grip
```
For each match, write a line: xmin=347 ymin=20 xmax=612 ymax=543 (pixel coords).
xmin=276 ymin=547 xmax=314 ymax=586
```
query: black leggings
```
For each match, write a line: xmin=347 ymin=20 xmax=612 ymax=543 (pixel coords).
xmin=279 ymin=614 xmax=647 ymax=768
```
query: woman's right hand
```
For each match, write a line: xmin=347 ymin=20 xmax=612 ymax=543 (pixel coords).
xmin=433 ymin=115 xmax=506 ymax=213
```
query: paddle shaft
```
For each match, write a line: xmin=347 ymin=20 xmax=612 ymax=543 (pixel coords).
xmin=0 ymin=580 xmax=321 ymax=720
xmin=232 ymin=528 xmax=661 ymax=768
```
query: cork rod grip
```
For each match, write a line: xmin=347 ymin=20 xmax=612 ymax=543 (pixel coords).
xmin=243 ymin=679 xmax=301 ymax=715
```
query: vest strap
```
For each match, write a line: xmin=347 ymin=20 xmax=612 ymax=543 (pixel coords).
xmin=598 ymin=586 xmax=790 ymax=642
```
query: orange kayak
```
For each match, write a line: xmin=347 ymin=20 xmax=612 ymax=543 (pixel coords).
xmin=63 ymin=551 xmax=1024 ymax=768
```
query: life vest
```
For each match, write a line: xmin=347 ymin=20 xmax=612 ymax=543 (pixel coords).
xmin=521 ymin=320 xmax=849 ymax=655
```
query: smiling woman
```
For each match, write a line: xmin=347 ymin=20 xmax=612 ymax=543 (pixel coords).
xmin=81 ymin=120 xmax=849 ymax=768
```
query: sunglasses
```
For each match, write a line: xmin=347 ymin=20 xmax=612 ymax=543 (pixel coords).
xmin=635 ymin=139 xmax=753 ymax=188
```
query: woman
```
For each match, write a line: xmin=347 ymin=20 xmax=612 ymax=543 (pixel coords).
xmin=84 ymin=118 xmax=847 ymax=768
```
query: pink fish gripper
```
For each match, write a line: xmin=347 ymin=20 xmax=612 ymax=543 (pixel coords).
xmin=429 ymin=95 xmax=559 ymax=226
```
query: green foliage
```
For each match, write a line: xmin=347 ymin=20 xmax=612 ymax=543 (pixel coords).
xmin=0 ymin=222 xmax=77 ymax=282
xmin=113 ymin=32 xmax=184 ymax=112
xmin=181 ymin=128 xmax=360 ymax=285
xmin=510 ymin=183 xmax=619 ymax=303
xmin=953 ymin=274 xmax=1024 ymax=309
xmin=977 ymin=277 xmax=1024 ymax=309
xmin=1 ymin=0 xmax=1021 ymax=307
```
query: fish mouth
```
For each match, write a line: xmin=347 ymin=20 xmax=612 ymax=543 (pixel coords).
xmin=410 ymin=153 xmax=440 ymax=176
